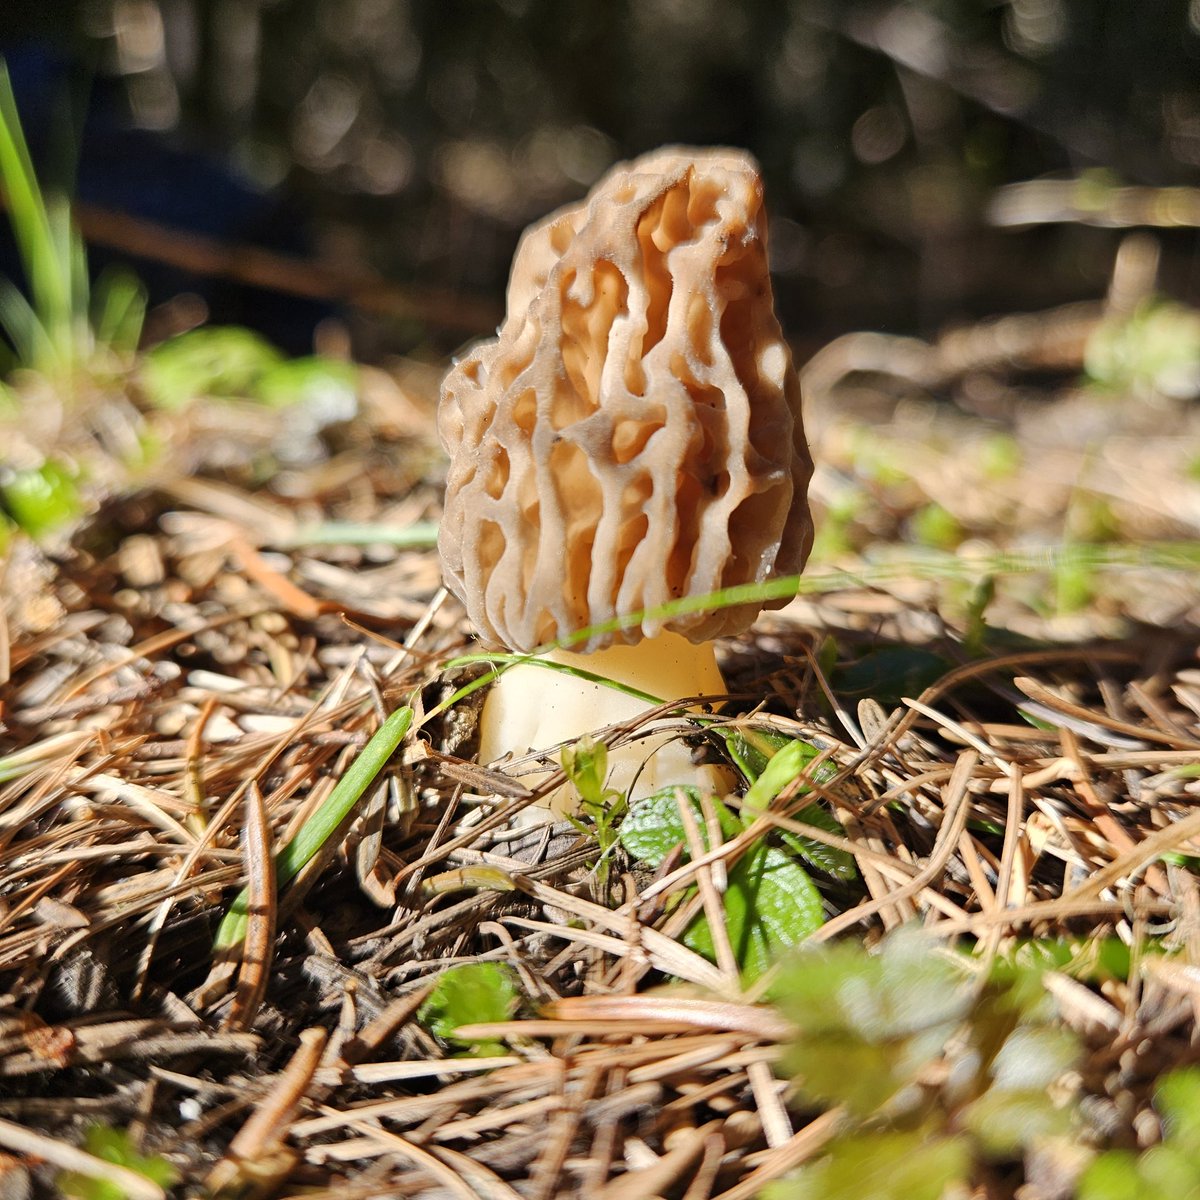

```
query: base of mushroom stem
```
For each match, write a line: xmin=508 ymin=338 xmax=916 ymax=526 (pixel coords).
xmin=476 ymin=631 xmax=735 ymax=816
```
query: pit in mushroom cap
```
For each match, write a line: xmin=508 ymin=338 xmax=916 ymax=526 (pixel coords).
xmin=439 ymin=146 xmax=813 ymax=656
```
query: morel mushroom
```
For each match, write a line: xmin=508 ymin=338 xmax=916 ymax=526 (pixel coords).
xmin=439 ymin=146 xmax=813 ymax=811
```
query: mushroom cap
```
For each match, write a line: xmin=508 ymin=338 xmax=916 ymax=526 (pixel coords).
xmin=438 ymin=146 xmax=813 ymax=653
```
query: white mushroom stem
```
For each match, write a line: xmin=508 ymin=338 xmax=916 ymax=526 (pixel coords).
xmin=477 ymin=631 xmax=733 ymax=815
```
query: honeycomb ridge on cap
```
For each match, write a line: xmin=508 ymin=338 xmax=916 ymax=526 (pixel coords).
xmin=438 ymin=146 xmax=813 ymax=653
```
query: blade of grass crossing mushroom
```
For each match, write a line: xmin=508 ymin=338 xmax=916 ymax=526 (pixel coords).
xmin=434 ymin=540 xmax=1200 ymax=707
xmin=215 ymin=705 xmax=412 ymax=950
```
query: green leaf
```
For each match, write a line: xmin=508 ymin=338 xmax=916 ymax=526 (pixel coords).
xmin=989 ymin=1024 xmax=1080 ymax=1092
xmin=778 ymin=803 xmax=858 ymax=882
xmin=92 ymin=267 xmax=147 ymax=356
xmin=764 ymin=1130 xmax=969 ymax=1200
xmin=1156 ymin=1067 xmax=1200 ymax=1147
xmin=215 ymin=705 xmax=412 ymax=949
xmin=910 ymin=501 xmax=963 ymax=551
xmin=417 ymin=963 xmax=520 ymax=1056
xmin=1085 ymin=300 xmax=1200 ymax=398
xmin=253 ymin=355 xmax=358 ymax=409
xmin=683 ymin=842 xmax=824 ymax=983
xmin=787 ymin=1032 xmax=928 ymax=1117
xmin=722 ymin=726 xmax=796 ymax=782
xmin=618 ymin=786 xmax=741 ymax=869
xmin=1078 ymin=1152 xmax=1146 ymax=1200
xmin=832 ymin=646 xmax=949 ymax=710
xmin=140 ymin=325 xmax=284 ymax=409
xmin=1136 ymin=1144 xmax=1200 ymax=1193
xmin=562 ymin=734 xmax=610 ymax=810
xmin=773 ymin=929 xmax=970 ymax=1039
xmin=0 ymin=274 xmax=50 ymax=366
xmin=743 ymin=738 xmax=825 ymax=809
xmin=772 ymin=931 xmax=970 ymax=1114
xmin=2 ymin=459 xmax=82 ymax=537
xmin=0 ymin=62 xmax=72 ymax=369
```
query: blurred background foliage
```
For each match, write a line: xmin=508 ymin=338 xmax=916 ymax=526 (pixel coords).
xmin=2 ymin=0 xmax=1199 ymax=359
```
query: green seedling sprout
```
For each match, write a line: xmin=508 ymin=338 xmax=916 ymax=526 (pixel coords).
xmin=417 ymin=963 xmax=521 ymax=1057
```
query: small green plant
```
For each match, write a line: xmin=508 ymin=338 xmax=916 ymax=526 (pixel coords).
xmin=139 ymin=324 xmax=358 ymax=412
xmin=58 ymin=1124 xmax=178 ymax=1200
xmin=764 ymin=931 xmax=1080 ymax=1200
xmin=618 ymin=736 xmax=832 ymax=982
xmin=417 ymin=962 xmax=521 ymax=1057
xmin=1079 ymin=1068 xmax=1200 ymax=1199
xmin=561 ymin=734 xmax=628 ymax=886
xmin=724 ymin=726 xmax=857 ymax=884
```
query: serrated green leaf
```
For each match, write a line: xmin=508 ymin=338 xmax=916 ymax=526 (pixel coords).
xmin=787 ymin=1033 xmax=920 ymax=1116
xmin=773 ymin=929 xmax=970 ymax=1041
xmin=683 ymin=842 xmax=823 ymax=983
xmin=417 ymin=963 xmax=520 ymax=1056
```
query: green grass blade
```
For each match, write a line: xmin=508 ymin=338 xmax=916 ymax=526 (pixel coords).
xmin=93 ymin=267 xmax=147 ymax=355
xmin=214 ymin=705 xmax=413 ymax=950
xmin=0 ymin=276 xmax=52 ymax=366
xmin=64 ymin=198 xmax=91 ymax=361
xmin=522 ymin=541 xmax=1200 ymax=658
xmin=441 ymin=652 xmax=666 ymax=706
xmin=0 ymin=62 xmax=71 ymax=365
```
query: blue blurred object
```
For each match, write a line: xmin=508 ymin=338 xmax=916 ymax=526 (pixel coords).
xmin=0 ymin=39 xmax=331 ymax=355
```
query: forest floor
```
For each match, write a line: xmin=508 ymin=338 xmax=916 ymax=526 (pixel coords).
xmin=2 ymin=278 xmax=1200 ymax=1198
